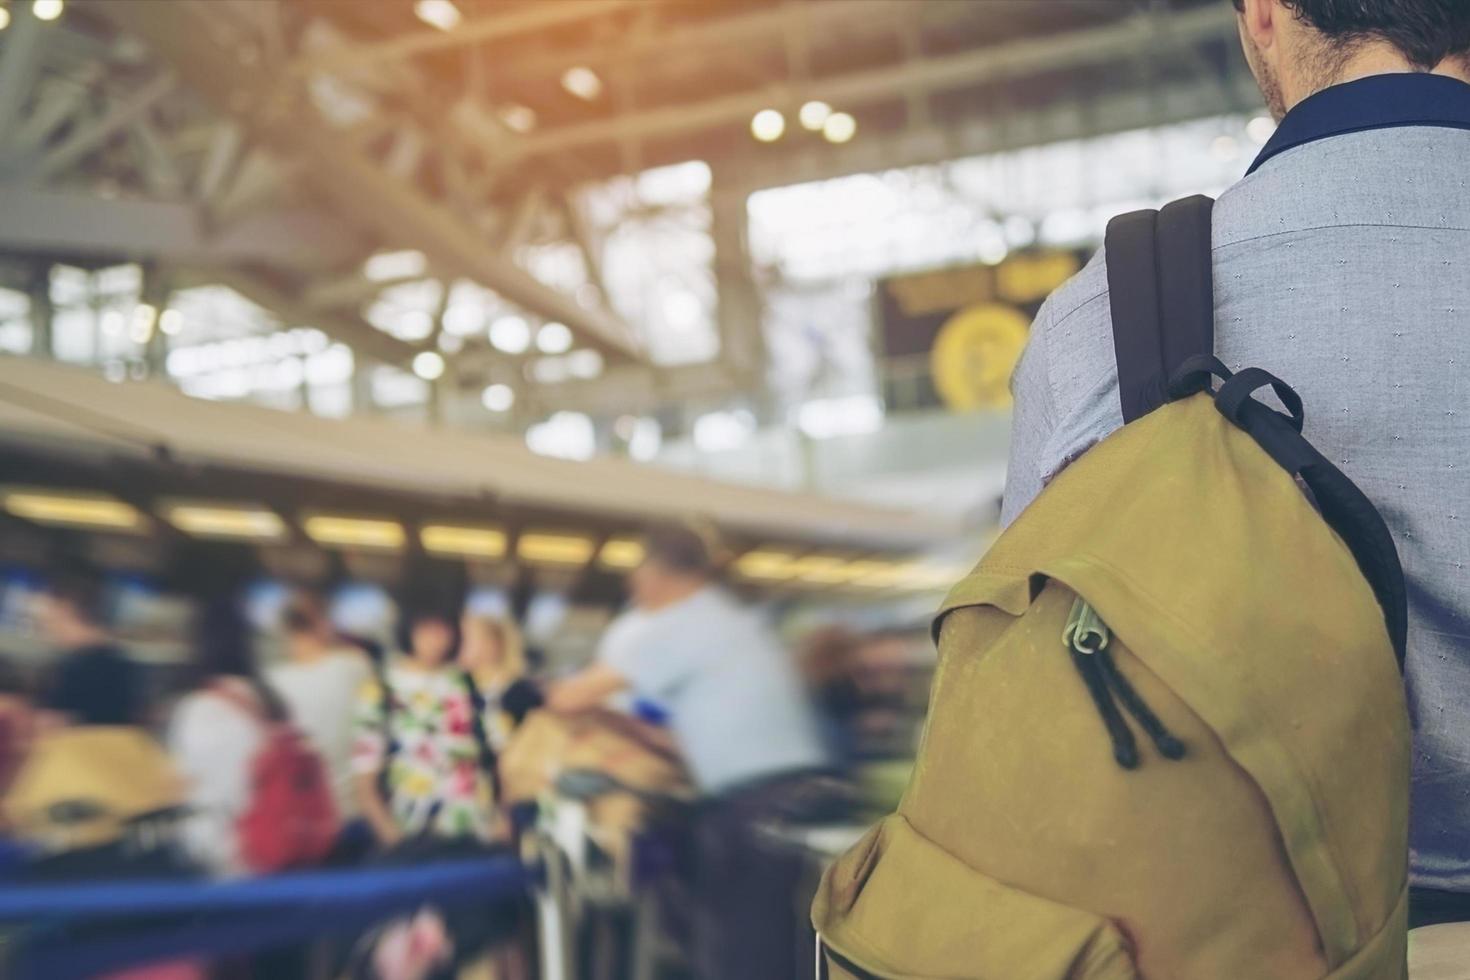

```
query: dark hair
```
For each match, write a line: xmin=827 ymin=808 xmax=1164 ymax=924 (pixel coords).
xmin=642 ymin=523 xmax=714 ymax=577
xmin=1231 ymin=0 xmax=1470 ymax=71
xmin=194 ymin=597 xmax=286 ymax=720
xmin=44 ymin=562 xmax=108 ymax=627
xmin=394 ymin=597 xmax=462 ymax=657
xmin=281 ymin=588 xmax=329 ymax=635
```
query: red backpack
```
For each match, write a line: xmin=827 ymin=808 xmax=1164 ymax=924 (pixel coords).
xmin=213 ymin=681 xmax=339 ymax=873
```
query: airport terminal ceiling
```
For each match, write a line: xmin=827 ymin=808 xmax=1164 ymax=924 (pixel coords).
xmin=0 ymin=0 xmax=1261 ymax=432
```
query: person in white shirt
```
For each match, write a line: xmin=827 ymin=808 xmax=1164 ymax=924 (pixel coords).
xmin=168 ymin=598 xmax=282 ymax=877
xmin=267 ymin=590 xmax=370 ymax=820
xmin=549 ymin=524 xmax=831 ymax=980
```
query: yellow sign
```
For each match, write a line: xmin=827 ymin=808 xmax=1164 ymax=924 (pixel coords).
xmin=886 ymin=266 xmax=992 ymax=317
xmin=930 ymin=303 xmax=1030 ymax=412
xmin=996 ymin=251 xmax=1080 ymax=304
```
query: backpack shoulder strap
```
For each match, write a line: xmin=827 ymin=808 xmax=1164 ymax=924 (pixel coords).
xmin=459 ymin=671 xmax=502 ymax=803
xmin=1106 ymin=194 xmax=1407 ymax=667
xmin=1106 ymin=194 xmax=1215 ymax=422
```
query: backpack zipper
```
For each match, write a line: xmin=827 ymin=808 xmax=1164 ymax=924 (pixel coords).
xmin=1064 ymin=597 xmax=1186 ymax=769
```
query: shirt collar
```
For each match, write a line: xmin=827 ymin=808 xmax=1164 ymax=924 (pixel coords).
xmin=1248 ymin=72 xmax=1470 ymax=175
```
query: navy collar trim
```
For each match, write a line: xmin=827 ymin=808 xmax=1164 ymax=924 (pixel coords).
xmin=1248 ymin=72 xmax=1470 ymax=175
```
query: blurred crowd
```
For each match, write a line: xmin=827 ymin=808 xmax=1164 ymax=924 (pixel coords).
xmin=0 ymin=524 xmax=927 ymax=980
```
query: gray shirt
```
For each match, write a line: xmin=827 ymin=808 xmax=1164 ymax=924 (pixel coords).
xmin=601 ymin=587 xmax=827 ymax=795
xmin=1004 ymin=122 xmax=1470 ymax=889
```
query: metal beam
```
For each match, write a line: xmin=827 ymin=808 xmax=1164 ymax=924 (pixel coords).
xmin=509 ymin=5 xmax=1240 ymax=159
xmin=2 ymin=67 xmax=102 ymax=164
xmin=724 ymin=72 xmax=1266 ymax=194
xmin=495 ymin=0 xmax=917 ymax=81
xmin=293 ymin=0 xmax=639 ymax=75
xmin=301 ymin=271 xmax=422 ymax=311
xmin=0 ymin=4 xmax=50 ymax=142
xmin=31 ymin=71 xmax=177 ymax=182
xmin=94 ymin=0 xmax=645 ymax=362
xmin=194 ymin=120 xmax=243 ymax=202
xmin=0 ymin=184 xmax=361 ymax=269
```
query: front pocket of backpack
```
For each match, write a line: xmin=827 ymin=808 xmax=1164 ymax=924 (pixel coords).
xmin=813 ymin=814 xmax=1140 ymax=980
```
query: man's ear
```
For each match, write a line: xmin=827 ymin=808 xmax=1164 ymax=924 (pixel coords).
xmin=1239 ymin=0 xmax=1279 ymax=52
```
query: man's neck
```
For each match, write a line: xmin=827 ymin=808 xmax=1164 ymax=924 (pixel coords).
xmin=1290 ymin=44 xmax=1470 ymax=111
xmin=288 ymin=636 xmax=332 ymax=663
xmin=640 ymin=579 xmax=706 ymax=613
xmin=57 ymin=622 xmax=109 ymax=650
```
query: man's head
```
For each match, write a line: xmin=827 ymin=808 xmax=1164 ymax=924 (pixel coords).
xmin=629 ymin=523 xmax=715 ymax=611
xmin=280 ymin=588 xmax=335 ymax=653
xmin=1232 ymin=0 xmax=1470 ymax=118
xmin=38 ymin=563 xmax=108 ymax=648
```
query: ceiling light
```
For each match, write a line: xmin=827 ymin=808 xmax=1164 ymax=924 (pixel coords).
xmin=2 ymin=487 xmax=142 ymax=532
xmin=798 ymin=100 xmax=831 ymax=131
xmin=517 ymin=531 xmax=595 ymax=567
xmin=129 ymin=303 xmax=157 ymax=345
xmin=849 ymin=560 xmax=916 ymax=590
xmin=489 ymin=315 xmax=531 ymax=354
xmin=598 ymin=537 xmax=645 ymax=570
xmin=734 ymin=549 xmax=801 ymax=581
xmin=790 ymin=554 xmax=853 ymax=585
xmin=561 ymin=66 xmax=603 ymax=101
xmin=302 ymin=515 xmax=405 ymax=551
xmin=481 ymin=383 xmax=515 ymax=412
xmin=412 ymin=350 xmax=445 ymax=380
xmin=567 ymin=349 xmax=603 ymax=379
xmin=0 ymin=8 xmax=12 ymax=30
xmin=831 ymin=559 xmax=889 ymax=584
xmin=822 ymin=111 xmax=856 ymax=144
xmin=536 ymin=322 xmax=573 ymax=354
xmin=32 ymin=0 xmax=64 ymax=22
xmin=159 ymin=308 xmax=183 ymax=336
xmin=363 ymin=250 xmax=427 ymax=282
xmin=751 ymin=109 xmax=785 ymax=143
xmin=1247 ymin=115 xmax=1276 ymax=144
xmin=422 ymin=524 xmax=508 ymax=559
xmin=498 ymin=104 xmax=537 ymax=134
xmin=164 ymin=503 xmax=287 ymax=541
xmin=413 ymin=0 xmax=460 ymax=32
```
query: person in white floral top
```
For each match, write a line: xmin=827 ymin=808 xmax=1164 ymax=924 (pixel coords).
xmin=351 ymin=602 xmax=501 ymax=845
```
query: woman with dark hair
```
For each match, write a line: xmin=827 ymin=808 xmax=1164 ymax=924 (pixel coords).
xmin=351 ymin=596 xmax=501 ymax=846
xmin=166 ymin=597 xmax=290 ymax=876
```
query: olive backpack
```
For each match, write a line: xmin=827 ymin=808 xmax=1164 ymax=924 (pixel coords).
xmin=812 ymin=195 xmax=1411 ymax=980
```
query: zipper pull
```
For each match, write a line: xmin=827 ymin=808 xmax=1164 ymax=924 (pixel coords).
xmin=1062 ymin=594 xmax=1186 ymax=768
xmin=1064 ymin=597 xmax=1110 ymax=654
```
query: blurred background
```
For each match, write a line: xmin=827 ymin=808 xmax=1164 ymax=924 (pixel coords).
xmin=0 ymin=0 xmax=1269 ymax=977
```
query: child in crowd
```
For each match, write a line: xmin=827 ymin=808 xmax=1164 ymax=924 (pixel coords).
xmin=352 ymin=599 xmax=502 ymax=846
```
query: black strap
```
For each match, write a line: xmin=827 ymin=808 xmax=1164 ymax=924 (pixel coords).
xmin=1106 ymin=195 xmax=1216 ymax=422
xmin=1107 ymin=194 xmax=1407 ymax=671
xmin=460 ymin=671 xmax=503 ymax=804
xmin=1218 ymin=389 xmax=1408 ymax=669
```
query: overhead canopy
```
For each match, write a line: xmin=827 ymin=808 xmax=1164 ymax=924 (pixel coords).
xmin=0 ymin=356 xmax=960 ymax=550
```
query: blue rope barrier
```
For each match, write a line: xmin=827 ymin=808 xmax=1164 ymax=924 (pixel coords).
xmin=0 ymin=857 xmax=534 ymax=920
xmin=2 ymin=856 xmax=538 ymax=980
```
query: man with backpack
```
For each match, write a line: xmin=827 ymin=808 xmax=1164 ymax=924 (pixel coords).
xmin=1003 ymin=0 xmax=1470 ymax=931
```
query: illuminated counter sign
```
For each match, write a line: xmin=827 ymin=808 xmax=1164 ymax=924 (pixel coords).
xmin=878 ymin=249 xmax=1084 ymax=413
